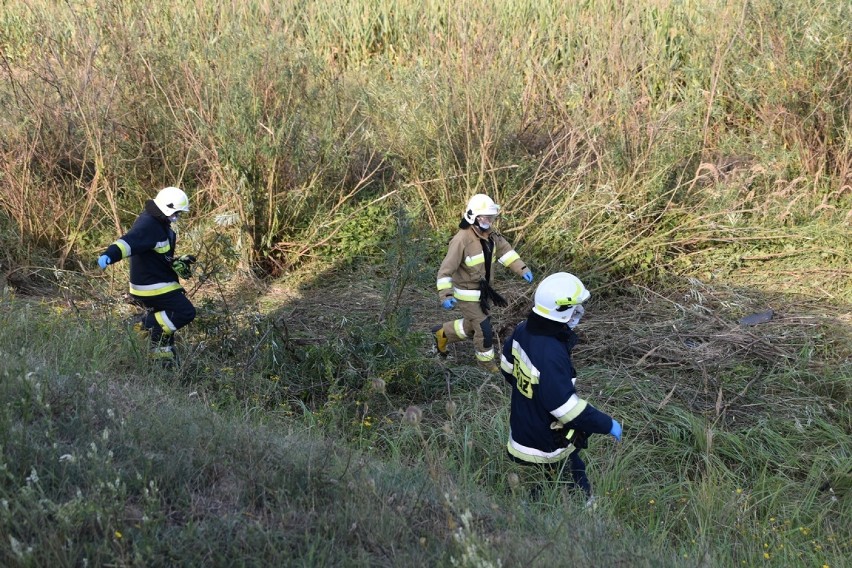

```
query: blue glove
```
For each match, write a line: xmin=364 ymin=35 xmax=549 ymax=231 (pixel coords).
xmin=609 ymin=419 xmax=622 ymax=442
xmin=442 ymin=297 xmax=457 ymax=310
xmin=97 ymin=255 xmax=111 ymax=270
xmin=522 ymin=270 xmax=533 ymax=283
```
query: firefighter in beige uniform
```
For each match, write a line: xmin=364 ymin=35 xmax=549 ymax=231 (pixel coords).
xmin=432 ymin=194 xmax=533 ymax=371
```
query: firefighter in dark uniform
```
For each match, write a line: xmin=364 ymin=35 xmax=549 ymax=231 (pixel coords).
xmin=98 ymin=186 xmax=196 ymax=364
xmin=500 ymin=272 xmax=622 ymax=504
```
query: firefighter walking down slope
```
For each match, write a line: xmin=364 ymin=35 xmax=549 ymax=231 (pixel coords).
xmin=500 ymin=272 xmax=622 ymax=505
xmin=432 ymin=193 xmax=533 ymax=372
xmin=97 ymin=186 xmax=197 ymax=366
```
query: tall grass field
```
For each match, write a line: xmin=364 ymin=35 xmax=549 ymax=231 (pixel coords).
xmin=1 ymin=0 xmax=849 ymax=566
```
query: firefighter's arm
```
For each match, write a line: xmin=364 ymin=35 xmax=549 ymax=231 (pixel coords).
xmin=541 ymin=357 xmax=602 ymax=429
xmin=542 ymin=351 xmax=622 ymax=441
xmin=103 ymin=221 xmax=160 ymax=264
xmin=493 ymin=235 xmax=530 ymax=279
xmin=563 ymin=403 xmax=616 ymax=435
xmin=100 ymin=243 xmax=125 ymax=266
xmin=499 ymin=334 xmax=516 ymax=384
xmin=436 ymin=234 xmax=464 ymax=300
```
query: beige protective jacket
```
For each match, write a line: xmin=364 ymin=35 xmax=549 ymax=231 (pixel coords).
xmin=436 ymin=226 xmax=529 ymax=302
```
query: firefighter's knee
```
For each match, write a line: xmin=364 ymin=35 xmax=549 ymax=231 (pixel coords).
xmin=186 ymin=303 xmax=197 ymax=324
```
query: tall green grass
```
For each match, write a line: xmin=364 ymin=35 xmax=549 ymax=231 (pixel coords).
xmin=0 ymin=0 xmax=848 ymax=284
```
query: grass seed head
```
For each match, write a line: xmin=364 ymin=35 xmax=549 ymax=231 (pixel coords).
xmin=404 ymin=405 xmax=423 ymax=425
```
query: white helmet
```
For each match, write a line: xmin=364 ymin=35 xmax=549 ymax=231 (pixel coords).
xmin=532 ymin=272 xmax=591 ymax=323
xmin=463 ymin=193 xmax=500 ymax=225
xmin=154 ymin=186 xmax=190 ymax=216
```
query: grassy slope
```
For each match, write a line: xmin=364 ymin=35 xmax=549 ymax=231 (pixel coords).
xmin=1 ymin=245 xmax=849 ymax=566
xmin=0 ymin=287 xmax=667 ymax=567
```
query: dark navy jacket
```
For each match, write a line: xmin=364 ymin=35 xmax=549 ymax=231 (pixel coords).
xmin=500 ymin=312 xmax=614 ymax=463
xmin=102 ymin=200 xmax=183 ymax=297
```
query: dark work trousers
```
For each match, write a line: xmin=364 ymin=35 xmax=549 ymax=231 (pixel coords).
xmin=130 ymin=289 xmax=196 ymax=346
xmin=510 ymin=449 xmax=592 ymax=499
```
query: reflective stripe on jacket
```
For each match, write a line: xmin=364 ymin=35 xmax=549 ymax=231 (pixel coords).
xmin=102 ymin=200 xmax=183 ymax=297
xmin=435 ymin=226 xmax=527 ymax=301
